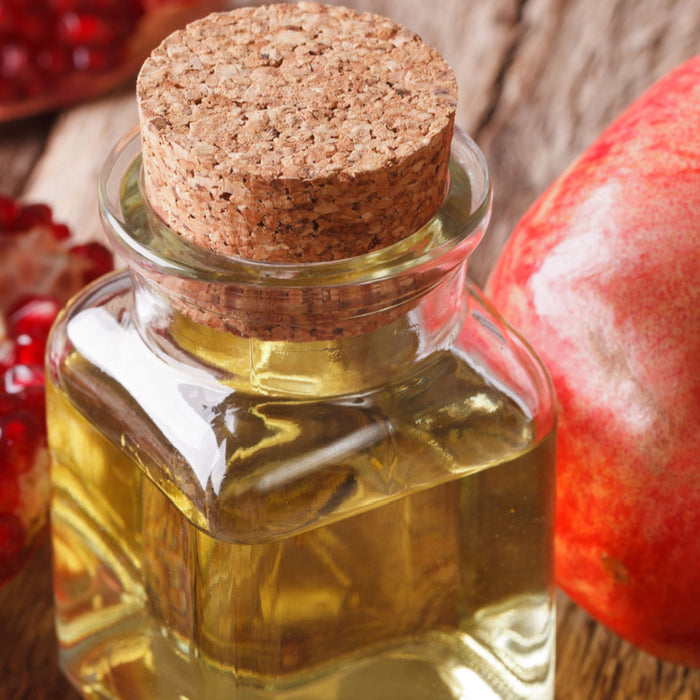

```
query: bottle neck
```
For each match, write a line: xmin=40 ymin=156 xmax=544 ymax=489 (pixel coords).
xmin=130 ymin=260 xmax=469 ymax=396
xmin=99 ymin=126 xmax=492 ymax=395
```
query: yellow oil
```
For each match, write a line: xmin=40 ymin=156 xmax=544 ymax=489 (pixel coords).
xmin=48 ymin=283 xmax=555 ymax=700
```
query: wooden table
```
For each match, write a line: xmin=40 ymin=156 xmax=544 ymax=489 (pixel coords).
xmin=1 ymin=1 xmax=700 ymax=698
xmin=3 ymin=539 xmax=700 ymax=700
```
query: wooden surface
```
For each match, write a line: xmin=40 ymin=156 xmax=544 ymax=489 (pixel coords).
xmin=1 ymin=1 xmax=700 ymax=698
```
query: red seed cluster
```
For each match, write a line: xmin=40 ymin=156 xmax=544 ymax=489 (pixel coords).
xmin=0 ymin=0 xmax=145 ymax=101
xmin=0 ymin=193 xmax=113 ymax=583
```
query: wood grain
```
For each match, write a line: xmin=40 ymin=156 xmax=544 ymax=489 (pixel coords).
xmin=0 ymin=115 xmax=55 ymax=197
xmin=0 ymin=540 xmax=79 ymax=700
xmin=22 ymin=93 xmax=139 ymax=247
xmin=356 ymin=0 xmax=700 ymax=283
xmin=470 ymin=0 xmax=700 ymax=283
xmin=556 ymin=593 xmax=700 ymax=700
xmin=1 ymin=1 xmax=700 ymax=698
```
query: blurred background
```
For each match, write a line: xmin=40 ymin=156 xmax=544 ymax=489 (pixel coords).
xmin=3 ymin=0 xmax=699 ymax=284
xmin=1 ymin=1 xmax=700 ymax=698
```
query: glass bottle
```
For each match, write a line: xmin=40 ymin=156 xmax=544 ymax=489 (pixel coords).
xmin=47 ymin=125 xmax=556 ymax=700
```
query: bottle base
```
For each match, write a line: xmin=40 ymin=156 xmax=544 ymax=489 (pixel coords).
xmin=59 ymin=597 xmax=554 ymax=700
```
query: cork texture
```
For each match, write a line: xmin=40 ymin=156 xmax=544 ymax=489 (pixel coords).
xmin=136 ymin=1 xmax=457 ymax=262
xmin=145 ymin=263 xmax=447 ymax=340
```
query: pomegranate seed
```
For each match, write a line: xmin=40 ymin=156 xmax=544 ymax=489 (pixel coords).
xmin=0 ymin=191 xmax=123 ymax=582
xmin=13 ymin=8 xmax=51 ymax=46
xmin=49 ymin=222 xmax=71 ymax=241
xmin=16 ymin=386 xmax=47 ymax=425
xmin=4 ymin=364 xmax=45 ymax=394
xmin=0 ymin=513 xmax=26 ymax=571
xmin=0 ymin=475 xmax=19 ymax=512
xmin=0 ymin=412 xmax=40 ymax=475
xmin=69 ymin=242 xmax=114 ymax=283
xmin=58 ymin=12 xmax=116 ymax=46
xmin=0 ymin=195 xmax=20 ymax=230
xmin=90 ymin=0 xmax=132 ymax=13
xmin=47 ymin=0 xmax=80 ymax=13
xmin=2 ymin=0 xmax=150 ymax=108
xmin=0 ymin=382 xmax=47 ymax=427
xmin=7 ymin=295 xmax=62 ymax=341
xmin=0 ymin=5 xmax=16 ymax=34
xmin=72 ymin=45 xmax=119 ymax=72
xmin=12 ymin=203 xmax=53 ymax=231
xmin=0 ymin=392 xmax=20 ymax=416
xmin=0 ymin=42 xmax=32 ymax=81
xmin=35 ymin=46 xmax=71 ymax=76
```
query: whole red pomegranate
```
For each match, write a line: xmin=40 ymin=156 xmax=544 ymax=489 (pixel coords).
xmin=486 ymin=56 xmax=700 ymax=666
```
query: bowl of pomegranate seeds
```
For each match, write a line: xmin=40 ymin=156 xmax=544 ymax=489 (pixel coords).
xmin=0 ymin=0 xmax=225 ymax=122
xmin=0 ymin=194 xmax=113 ymax=584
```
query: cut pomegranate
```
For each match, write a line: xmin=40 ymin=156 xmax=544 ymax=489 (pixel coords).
xmin=0 ymin=0 xmax=224 ymax=122
xmin=0 ymin=0 xmax=143 ymax=102
xmin=0 ymin=202 xmax=113 ymax=311
xmin=7 ymin=295 xmax=63 ymax=342
xmin=15 ymin=333 xmax=47 ymax=366
xmin=0 ymin=193 xmax=113 ymax=585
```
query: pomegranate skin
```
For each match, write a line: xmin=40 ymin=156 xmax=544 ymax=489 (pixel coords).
xmin=486 ymin=56 xmax=700 ymax=666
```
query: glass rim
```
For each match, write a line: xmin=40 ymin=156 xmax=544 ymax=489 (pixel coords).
xmin=98 ymin=124 xmax=492 ymax=288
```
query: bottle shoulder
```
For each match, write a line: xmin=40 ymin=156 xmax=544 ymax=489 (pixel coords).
xmin=456 ymin=282 xmax=556 ymax=443
xmin=47 ymin=271 xmax=555 ymax=543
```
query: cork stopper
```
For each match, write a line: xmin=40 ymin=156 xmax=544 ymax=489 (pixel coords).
xmin=136 ymin=2 xmax=458 ymax=263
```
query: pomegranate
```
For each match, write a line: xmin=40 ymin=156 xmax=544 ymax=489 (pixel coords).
xmin=0 ymin=0 xmax=144 ymax=100
xmin=0 ymin=194 xmax=113 ymax=584
xmin=485 ymin=56 xmax=700 ymax=666
xmin=0 ymin=0 xmax=219 ymax=121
